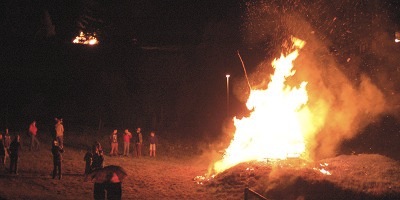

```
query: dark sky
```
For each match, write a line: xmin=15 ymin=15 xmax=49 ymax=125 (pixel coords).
xmin=1 ymin=0 xmax=400 ymax=45
xmin=0 ymin=0 xmax=242 ymax=45
xmin=0 ymin=0 xmax=399 ymax=136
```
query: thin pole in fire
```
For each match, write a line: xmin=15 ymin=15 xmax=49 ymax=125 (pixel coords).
xmin=237 ymin=51 xmax=252 ymax=91
xmin=226 ymin=74 xmax=230 ymax=117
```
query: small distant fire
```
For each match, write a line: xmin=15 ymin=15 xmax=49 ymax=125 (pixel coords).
xmin=72 ymin=31 xmax=99 ymax=45
xmin=213 ymin=37 xmax=315 ymax=174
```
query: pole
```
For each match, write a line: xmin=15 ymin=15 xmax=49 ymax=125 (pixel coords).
xmin=226 ymin=74 xmax=230 ymax=117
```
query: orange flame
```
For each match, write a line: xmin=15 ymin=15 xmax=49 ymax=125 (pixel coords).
xmin=72 ymin=32 xmax=99 ymax=45
xmin=214 ymin=37 xmax=313 ymax=173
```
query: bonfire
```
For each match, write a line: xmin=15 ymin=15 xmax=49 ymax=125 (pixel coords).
xmin=72 ymin=31 xmax=99 ymax=45
xmin=213 ymin=36 xmax=313 ymax=175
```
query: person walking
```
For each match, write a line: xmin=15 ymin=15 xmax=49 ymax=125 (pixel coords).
xmin=9 ymin=135 xmax=21 ymax=175
xmin=135 ymin=128 xmax=143 ymax=158
xmin=29 ymin=120 xmax=40 ymax=151
xmin=149 ymin=131 xmax=158 ymax=157
xmin=109 ymin=130 xmax=119 ymax=156
xmin=55 ymin=118 xmax=64 ymax=148
xmin=123 ymin=129 xmax=132 ymax=156
xmin=51 ymin=139 xmax=64 ymax=179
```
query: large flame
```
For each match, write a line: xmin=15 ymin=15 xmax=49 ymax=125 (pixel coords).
xmin=214 ymin=37 xmax=314 ymax=173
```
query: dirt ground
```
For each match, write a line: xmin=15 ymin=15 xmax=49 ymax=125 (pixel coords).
xmin=0 ymin=138 xmax=399 ymax=200
xmin=0 ymin=143 xmax=219 ymax=200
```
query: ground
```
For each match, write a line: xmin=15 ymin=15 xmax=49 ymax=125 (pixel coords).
xmin=0 ymin=142 xmax=214 ymax=200
xmin=0 ymin=134 xmax=399 ymax=200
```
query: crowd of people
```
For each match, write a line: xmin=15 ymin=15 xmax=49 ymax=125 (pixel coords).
xmin=106 ymin=127 xmax=158 ymax=158
xmin=84 ymin=127 xmax=158 ymax=199
xmin=1 ymin=117 xmax=159 ymax=199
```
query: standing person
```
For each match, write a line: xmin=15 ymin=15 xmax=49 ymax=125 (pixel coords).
xmin=149 ymin=131 xmax=158 ymax=157
xmin=109 ymin=130 xmax=119 ymax=156
xmin=51 ymin=139 xmax=64 ymax=179
xmin=3 ymin=128 xmax=11 ymax=165
xmin=135 ymin=128 xmax=143 ymax=158
xmin=83 ymin=147 xmax=93 ymax=178
xmin=92 ymin=141 xmax=104 ymax=171
xmin=123 ymin=129 xmax=132 ymax=156
xmin=55 ymin=118 xmax=64 ymax=148
xmin=9 ymin=135 xmax=21 ymax=175
xmin=0 ymin=134 xmax=5 ymax=169
xmin=29 ymin=120 xmax=40 ymax=151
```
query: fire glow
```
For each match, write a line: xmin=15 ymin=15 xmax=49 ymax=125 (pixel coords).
xmin=313 ymin=163 xmax=331 ymax=175
xmin=213 ymin=37 xmax=315 ymax=174
xmin=72 ymin=32 xmax=99 ymax=45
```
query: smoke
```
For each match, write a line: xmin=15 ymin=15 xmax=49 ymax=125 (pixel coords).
xmin=239 ymin=0 xmax=399 ymax=159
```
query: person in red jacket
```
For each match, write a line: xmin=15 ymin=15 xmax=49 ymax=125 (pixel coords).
xmin=29 ymin=120 xmax=40 ymax=151
xmin=123 ymin=129 xmax=132 ymax=156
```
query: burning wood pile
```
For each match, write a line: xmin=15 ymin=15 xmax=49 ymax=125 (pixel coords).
xmin=194 ymin=36 xmax=397 ymax=199
xmin=213 ymin=37 xmax=311 ymax=175
xmin=72 ymin=31 xmax=99 ymax=45
xmin=195 ymin=154 xmax=400 ymax=199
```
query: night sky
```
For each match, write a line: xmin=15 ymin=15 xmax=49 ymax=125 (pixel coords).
xmin=0 ymin=0 xmax=244 ymax=132
xmin=0 ymin=0 xmax=241 ymax=45
xmin=0 ymin=0 xmax=399 ymax=154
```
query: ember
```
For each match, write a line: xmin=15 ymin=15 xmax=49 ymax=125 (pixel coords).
xmin=72 ymin=31 xmax=99 ymax=45
xmin=213 ymin=37 xmax=316 ymax=174
xmin=313 ymin=163 xmax=332 ymax=175
xmin=193 ymin=174 xmax=215 ymax=185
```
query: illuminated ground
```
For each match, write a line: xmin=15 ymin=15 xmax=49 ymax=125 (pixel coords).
xmin=0 ymin=135 xmax=399 ymax=200
xmin=205 ymin=154 xmax=400 ymax=200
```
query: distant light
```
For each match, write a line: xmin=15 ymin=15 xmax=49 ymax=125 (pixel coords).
xmin=395 ymin=39 xmax=400 ymax=43
xmin=72 ymin=31 xmax=99 ymax=45
xmin=226 ymin=74 xmax=230 ymax=78
xmin=395 ymin=32 xmax=400 ymax=43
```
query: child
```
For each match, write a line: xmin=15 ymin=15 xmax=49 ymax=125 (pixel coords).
xmin=149 ymin=131 xmax=158 ymax=157
xmin=109 ymin=130 xmax=119 ymax=156
xmin=83 ymin=147 xmax=93 ymax=178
